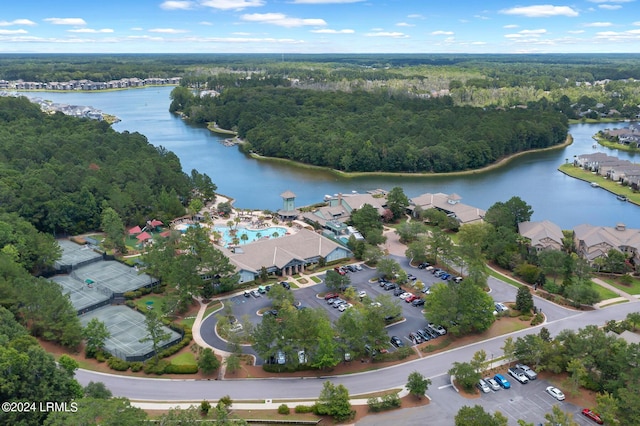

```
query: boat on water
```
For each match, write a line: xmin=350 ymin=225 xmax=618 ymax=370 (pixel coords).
xmin=590 ymin=182 xmax=599 ymax=188
xmin=617 ymin=194 xmax=628 ymax=202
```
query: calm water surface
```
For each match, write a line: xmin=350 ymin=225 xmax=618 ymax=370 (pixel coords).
xmin=22 ymin=87 xmax=640 ymax=229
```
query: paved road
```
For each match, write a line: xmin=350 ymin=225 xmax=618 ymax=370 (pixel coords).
xmin=74 ymin=280 xmax=638 ymax=403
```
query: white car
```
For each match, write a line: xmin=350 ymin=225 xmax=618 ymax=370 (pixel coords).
xmin=495 ymin=302 xmax=509 ymax=312
xmin=546 ymin=386 xmax=565 ymax=401
xmin=358 ymin=290 xmax=367 ymax=298
xmin=477 ymin=379 xmax=491 ymax=393
xmin=338 ymin=303 xmax=353 ymax=312
xmin=399 ymin=292 xmax=412 ymax=300
xmin=354 ymin=264 xmax=363 ymax=271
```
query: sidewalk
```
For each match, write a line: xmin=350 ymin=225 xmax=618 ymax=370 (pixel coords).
xmin=592 ymin=277 xmax=637 ymax=307
xmin=130 ymin=388 xmax=411 ymax=411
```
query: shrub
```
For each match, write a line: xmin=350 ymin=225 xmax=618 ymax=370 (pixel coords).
xmin=107 ymin=357 xmax=130 ymax=371
xmin=619 ymin=274 xmax=633 ymax=286
xmin=143 ymin=359 xmax=170 ymax=375
xmin=277 ymin=404 xmax=290 ymax=415
xmin=95 ymin=351 xmax=107 ymax=363
xmin=123 ymin=291 xmax=138 ymax=300
xmin=125 ymin=300 xmax=135 ymax=308
xmin=140 ymin=287 xmax=152 ymax=295
xmin=294 ymin=405 xmax=315 ymax=413
xmin=130 ymin=362 xmax=143 ymax=372
xmin=530 ymin=312 xmax=544 ymax=326
xmin=164 ymin=364 xmax=199 ymax=374
xmin=374 ymin=347 xmax=413 ymax=362
xmin=200 ymin=400 xmax=211 ymax=415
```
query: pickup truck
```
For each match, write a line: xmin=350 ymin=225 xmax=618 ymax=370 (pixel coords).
xmin=508 ymin=367 xmax=530 ymax=384
xmin=515 ymin=363 xmax=537 ymax=380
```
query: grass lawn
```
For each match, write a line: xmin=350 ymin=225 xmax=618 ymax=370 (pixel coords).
xmin=310 ymin=276 xmax=321 ymax=283
xmin=134 ymin=294 xmax=165 ymax=311
xmin=486 ymin=268 xmax=524 ymax=288
xmin=592 ymin=281 xmax=622 ymax=299
xmin=601 ymin=276 xmax=640 ymax=295
xmin=170 ymin=351 xmax=197 ymax=366
xmin=558 ymin=164 xmax=639 ymax=204
xmin=202 ymin=301 xmax=222 ymax=320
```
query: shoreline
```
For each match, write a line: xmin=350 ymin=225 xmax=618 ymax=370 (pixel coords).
xmin=247 ymin=135 xmax=574 ymax=179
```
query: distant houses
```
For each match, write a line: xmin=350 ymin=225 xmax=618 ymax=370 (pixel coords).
xmin=7 ymin=77 xmax=181 ymax=91
xmin=519 ymin=220 xmax=640 ymax=266
xmin=574 ymin=152 xmax=640 ymax=190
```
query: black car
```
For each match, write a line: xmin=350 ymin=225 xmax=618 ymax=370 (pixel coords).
xmin=280 ymin=281 xmax=291 ymax=290
xmin=384 ymin=314 xmax=399 ymax=323
xmin=390 ymin=336 xmax=404 ymax=348
xmin=418 ymin=262 xmax=430 ymax=269
xmin=412 ymin=298 xmax=425 ymax=307
xmin=393 ymin=287 xmax=405 ymax=296
xmin=383 ymin=282 xmax=397 ymax=291
xmin=265 ymin=309 xmax=278 ymax=316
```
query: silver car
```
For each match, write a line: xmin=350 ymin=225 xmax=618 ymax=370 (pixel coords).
xmin=484 ymin=377 xmax=501 ymax=391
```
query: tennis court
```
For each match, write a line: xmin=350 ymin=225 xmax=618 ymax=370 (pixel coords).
xmin=79 ymin=305 xmax=182 ymax=360
xmin=52 ymin=275 xmax=111 ymax=312
xmin=55 ymin=239 xmax=103 ymax=270
xmin=69 ymin=260 xmax=158 ymax=295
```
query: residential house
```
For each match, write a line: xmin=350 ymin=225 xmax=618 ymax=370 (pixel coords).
xmin=573 ymin=223 xmax=640 ymax=265
xmin=407 ymin=192 xmax=485 ymax=225
xmin=518 ymin=220 xmax=565 ymax=252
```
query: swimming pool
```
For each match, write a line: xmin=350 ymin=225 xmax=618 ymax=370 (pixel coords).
xmin=213 ymin=226 xmax=288 ymax=246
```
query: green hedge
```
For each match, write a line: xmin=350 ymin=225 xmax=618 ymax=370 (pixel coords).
xmin=130 ymin=362 xmax=143 ymax=372
xmin=144 ymin=359 xmax=170 ymax=375
xmin=294 ymin=404 xmax=316 ymax=413
xmin=277 ymin=404 xmax=290 ymax=415
xmin=367 ymin=393 xmax=401 ymax=412
xmin=107 ymin=357 xmax=130 ymax=371
xmin=164 ymin=364 xmax=199 ymax=374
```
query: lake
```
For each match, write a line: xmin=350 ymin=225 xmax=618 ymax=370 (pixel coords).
xmin=19 ymin=87 xmax=640 ymax=229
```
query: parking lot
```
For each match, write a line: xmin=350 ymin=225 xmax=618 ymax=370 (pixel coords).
xmin=474 ymin=374 xmax=596 ymax=426
xmin=202 ymin=260 xmax=491 ymax=363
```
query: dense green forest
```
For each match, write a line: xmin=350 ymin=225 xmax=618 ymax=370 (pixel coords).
xmin=171 ymin=86 xmax=568 ymax=173
xmin=0 ymin=96 xmax=201 ymax=235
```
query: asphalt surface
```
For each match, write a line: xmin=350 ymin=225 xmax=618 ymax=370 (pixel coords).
xmin=74 ymin=256 xmax=638 ymax=425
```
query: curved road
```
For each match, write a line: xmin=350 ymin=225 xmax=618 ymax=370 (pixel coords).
xmin=74 ymin=274 xmax=639 ymax=403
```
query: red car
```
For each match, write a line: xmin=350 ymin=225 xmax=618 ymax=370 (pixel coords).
xmin=324 ymin=292 xmax=340 ymax=300
xmin=405 ymin=294 xmax=418 ymax=303
xmin=581 ymin=409 xmax=604 ymax=424
xmin=333 ymin=267 xmax=346 ymax=276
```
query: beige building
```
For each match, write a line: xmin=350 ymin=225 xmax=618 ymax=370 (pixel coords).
xmin=518 ymin=220 xmax=565 ymax=252
xmin=408 ymin=192 xmax=485 ymax=225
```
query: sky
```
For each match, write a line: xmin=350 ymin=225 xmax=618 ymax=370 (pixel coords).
xmin=1 ymin=1 xmax=640 ymax=54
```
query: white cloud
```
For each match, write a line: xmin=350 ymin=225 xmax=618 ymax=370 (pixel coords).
xmin=291 ymin=0 xmax=364 ymax=3
xmin=595 ymin=29 xmax=640 ymax=42
xmin=0 ymin=19 xmax=36 ymax=26
xmin=200 ymin=21 xmax=213 ymax=26
xmin=68 ymin=28 xmax=114 ymax=33
xmin=148 ymin=28 xmax=190 ymax=33
xmin=500 ymin=5 xmax=579 ymax=18
xmin=471 ymin=41 xmax=487 ymax=45
xmin=474 ymin=14 xmax=489 ymax=20
xmin=0 ymin=29 xmax=28 ymax=34
xmin=584 ymin=22 xmax=613 ymax=27
xmin=232 ymin=32 xmax=251 ymax=35
xmin=160 ymin=1 xmax=195 ymax=10
xmin=634 ymin=21 xmax=640 ymax=25
xmin=587 ymin=0 xmax=633 ymax=3
xmin=431 ymin=30 xmax=454 ymax=35
xmin=599 ymin=4 xmax=622 ymax=9
xmin=131 ymin=27 xmax=144 ymax=31
xmin=200 ymin=0 xmax=265 ymax=10
xmin=365 ymin=31 xmax=408 ymax=38
xmin=503 ymin=24 xmax=519 ymax=29
xmin=44 ymin=18 xmax=87 ymax=26
xmin=567 ymin=30 xmax=585 ymax=33
xmin=519 ymin=29 xmax=547 ymax=35
xmin=311 ymin=28 xmax=355 ymax=34
xmin=396 ymin=22 xmax=414 ymax=27
xmin=241 ymin=13 xmax=327 ymax=27
xmin=407 ymin=14 xmax=425 ymax=19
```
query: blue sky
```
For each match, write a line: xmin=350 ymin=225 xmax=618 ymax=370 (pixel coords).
xmin=1 ymin=1 xmax=640 ymax=54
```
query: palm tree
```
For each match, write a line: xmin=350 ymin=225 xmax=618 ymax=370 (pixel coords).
xmin=240 ymin=233 xmax=249 ymax=244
